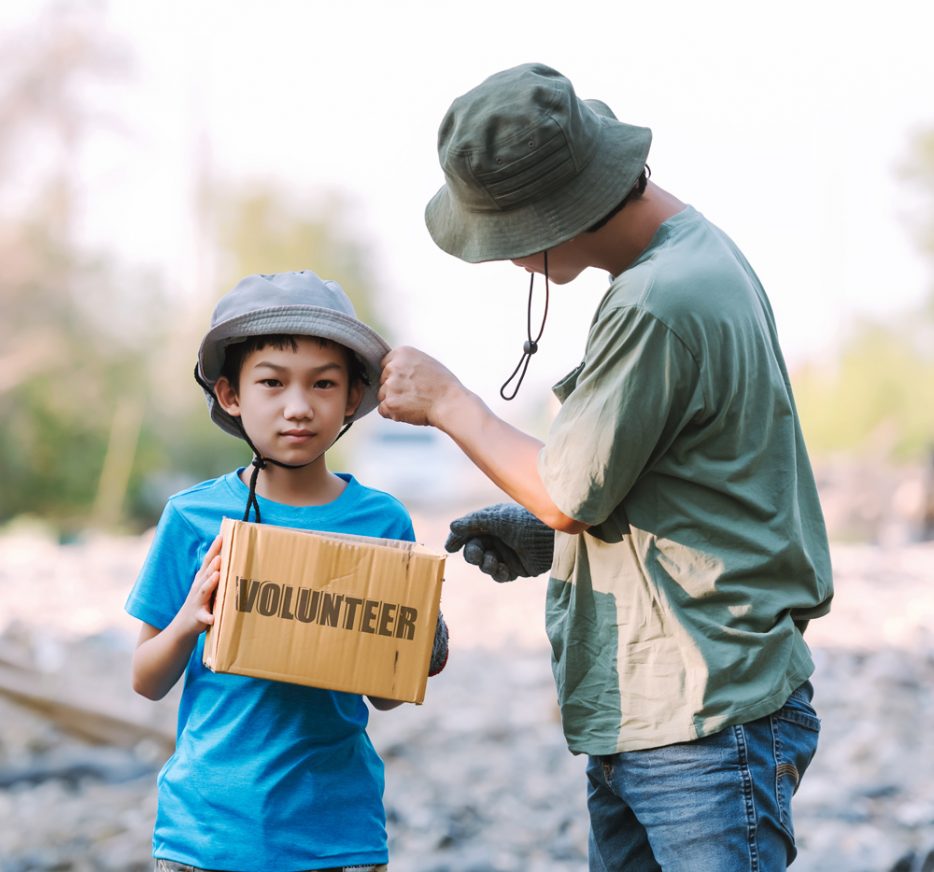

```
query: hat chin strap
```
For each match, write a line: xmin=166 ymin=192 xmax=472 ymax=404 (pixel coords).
xmin=500 ymin=249 xmax=550 ymax=401
xmin=235 ymin=417 xmax=353 ymax=524
xmin=192 ymin=362 xmax=353 ymax=524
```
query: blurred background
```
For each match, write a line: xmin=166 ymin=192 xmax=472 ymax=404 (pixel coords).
xmin=1 ymin=1 xmax=933 ymax=870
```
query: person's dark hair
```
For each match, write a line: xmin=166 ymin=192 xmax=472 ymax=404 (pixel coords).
xmin=219 ymin=333 xmax=368 ymax=393
xmin=586 ymin=165 xmax=651 ymax=233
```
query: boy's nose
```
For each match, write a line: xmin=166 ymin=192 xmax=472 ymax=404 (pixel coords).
xmin=283 ymin=389 xmax=313 ymax=419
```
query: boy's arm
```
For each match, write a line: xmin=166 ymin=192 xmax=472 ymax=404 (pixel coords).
xmin=365 ymin=609 xmax=449 ymax=712
xmin=131 ymin=534 xmax=222 ymax=701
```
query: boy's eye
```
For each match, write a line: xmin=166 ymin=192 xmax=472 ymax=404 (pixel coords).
xmin=259 ymin=378 xmax=282 ymax=388
xmin=315 ymin=379 xmax=337 ymax=390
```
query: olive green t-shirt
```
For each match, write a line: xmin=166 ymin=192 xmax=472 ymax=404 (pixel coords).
xmin=539 ymin=206 xmax=833 ymax=754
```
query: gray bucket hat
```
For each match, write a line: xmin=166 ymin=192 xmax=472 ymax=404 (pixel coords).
xmin=425 ymin=63 xmax=652 ymax=263
xmin=196 ymin=270 xmax=390 ymax=439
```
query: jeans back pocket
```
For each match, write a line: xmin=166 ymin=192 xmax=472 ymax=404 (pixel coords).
xmin=772 ymin=681 xmax=821 ymax=843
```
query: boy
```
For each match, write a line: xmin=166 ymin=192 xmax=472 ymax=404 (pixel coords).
xmin=378 ymin=63 xmax=832 ymax=870
xmin=127 ymin=270 xmax=448 ymax=872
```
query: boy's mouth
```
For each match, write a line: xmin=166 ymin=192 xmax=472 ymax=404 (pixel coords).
xmin=281 ymin=429 xmax=315 ymax=441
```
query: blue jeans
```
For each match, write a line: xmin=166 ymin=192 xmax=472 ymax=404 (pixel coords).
xmin=586 ymin=682 xmax=820 ymax=872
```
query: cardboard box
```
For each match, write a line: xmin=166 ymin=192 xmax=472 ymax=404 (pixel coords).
xmin=203 ymin=518 xmax=445 ymax=703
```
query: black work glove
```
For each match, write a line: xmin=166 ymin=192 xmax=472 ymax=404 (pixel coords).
xmin=429 ymin=610 xmax=449 ymax=676
xmin=444 ymin=503 xmax=555 ymax=582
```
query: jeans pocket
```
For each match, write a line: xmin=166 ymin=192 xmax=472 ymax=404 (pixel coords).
xmin=771 ymin=683 xmax=821 ymax=842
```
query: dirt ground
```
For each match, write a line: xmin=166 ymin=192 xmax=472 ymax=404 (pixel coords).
xmin=1 ymin=508 xmax=933 ymax=871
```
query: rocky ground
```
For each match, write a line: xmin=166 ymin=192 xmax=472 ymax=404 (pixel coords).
xmin=0 ymin=510 xmax=933 ymax=872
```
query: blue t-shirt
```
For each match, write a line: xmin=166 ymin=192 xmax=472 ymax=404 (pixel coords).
xmin=126 ymin=470 xmax=415 ymax=871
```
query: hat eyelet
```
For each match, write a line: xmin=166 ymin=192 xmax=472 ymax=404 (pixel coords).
xmin=529 ymin=140 xmax=535 ymax=149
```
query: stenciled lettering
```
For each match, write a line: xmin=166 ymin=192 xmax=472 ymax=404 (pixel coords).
xmin=377 ymin=602 xmax=396 ymax=636
xmin=343 ymin=596 xmax=363 ymax=630
xmin=320 ymin=592 xmax=343 ymax=627
xmin=295 ymin=588 xmax=320 ymax=623
xmin=233 ymin=578 xmax=420 ymax=641
xmin=394 ymin=605 xmax=417 ymax=640
xmin=258 ymin=582 xmax=280 ymax=617
xmin=361 ymin=599 xmax=380 ymax=634
xmin=236 ymin=577 xmax=261 ymax=612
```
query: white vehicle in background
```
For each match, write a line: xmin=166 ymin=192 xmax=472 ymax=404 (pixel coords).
xmin=348 ymin=415 xmax=499 ymax=511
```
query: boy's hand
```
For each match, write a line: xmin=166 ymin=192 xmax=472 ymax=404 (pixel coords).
xmin=131 ymin=532 xmax=224 ymax=701
xmin=180 ymin=534 xmax=223 ymax=634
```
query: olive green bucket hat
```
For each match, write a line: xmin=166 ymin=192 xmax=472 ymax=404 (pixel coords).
xmin=425 ymin=62 xmax=652 ymax=263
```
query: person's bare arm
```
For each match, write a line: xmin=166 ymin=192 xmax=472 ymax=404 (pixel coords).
xmin=378 ymin=346 xmax=587 ymax=534
xmin=131 ymin=534 xmax=222 ymax=700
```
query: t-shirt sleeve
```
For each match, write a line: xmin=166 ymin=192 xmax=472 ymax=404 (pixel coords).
xmin=539 ymin=304 xmax=702 ymax=526
xmin=385 ymin=498 xmax=417 ymax=543
xmin=125 ymin=500 xmax=213 ymax=630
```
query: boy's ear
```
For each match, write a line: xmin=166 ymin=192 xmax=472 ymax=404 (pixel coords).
xmin=213 ymin=376 xmax=241 ymax=417
xmin=344 ymin=381 xmax=364 ymax=422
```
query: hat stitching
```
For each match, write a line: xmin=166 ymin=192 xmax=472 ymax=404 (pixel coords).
xmin=204 ymin=312 xmax=382 ymax=352
xmin=211 ymin=318 xmax=372 ymax=349
xmin=203 ymin=310 xmax=383 ymax=352
xmin=458 ymin=156 xmax=500 ymax=212
xmin=477 ymin=130 xmax=571 ymax=205
xmin=471 ymin=126 xmax=562 ymax=181
xmin=209 ymin=304 xmax=370 ymax=333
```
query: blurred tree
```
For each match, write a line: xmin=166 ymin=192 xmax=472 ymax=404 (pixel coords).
xmin=900 ymin=126 xmax=934 ymax=312
xmin=0 ymin=6 xmax=153 ymax=532
xmin=794 ymin=319 xmax=934 ymax=460
xmin=0 ymin=7 xmax=387 ymax=532
xmin=212 ymin=183 xmax=389 ymax=336
xmin=793 ymin=125 xmax=934 ymax=463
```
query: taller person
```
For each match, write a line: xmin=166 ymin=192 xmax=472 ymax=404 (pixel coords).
xmin=378 ymin=63 xmax=833 ymax=871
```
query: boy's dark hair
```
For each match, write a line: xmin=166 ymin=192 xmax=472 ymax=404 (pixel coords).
xmin=219 ymin=334 xmax=369 ymax=393
xmin=586 ymin=165 xmax=651 ymax=233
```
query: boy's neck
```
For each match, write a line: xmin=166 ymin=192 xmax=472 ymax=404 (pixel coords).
xmin=240 ymin=457 xmax=348 ymax=508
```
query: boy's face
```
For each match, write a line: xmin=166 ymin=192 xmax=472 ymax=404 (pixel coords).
xmin=214 ymin=337 xmax=363 ymax=465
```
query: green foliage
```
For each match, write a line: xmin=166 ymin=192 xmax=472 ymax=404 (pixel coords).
xmin=794 ymin=124 xmax=934 ymax=464
xmin=0 ymin=182 xmax=380 ymax=533
xmin=794 ymin=318 xmax=934 ymax=461
xmin=0 ymin=200 xmax=157 ymax=531
xmin=0 ymin=10 xmax=384 ymax=533
xmin=900 ymin=126 xmax=934 ymax=289
xmin=211 ymin=183 xmax=391 ymax=340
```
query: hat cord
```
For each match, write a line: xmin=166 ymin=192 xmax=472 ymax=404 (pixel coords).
xmin=238 ymin=421 xmax=351 ymax=524
xmin=500 ymin=250 xmax=550 ymax=401
xmin=192 ymin=363 xmax=352 ymax=524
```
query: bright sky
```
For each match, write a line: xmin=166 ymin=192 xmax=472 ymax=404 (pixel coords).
xmin=6 ymin=0 xmax=934 ymax=418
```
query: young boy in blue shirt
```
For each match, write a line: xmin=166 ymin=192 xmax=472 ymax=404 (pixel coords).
xmin=126 ymin=270 xmax=448 ymax=872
